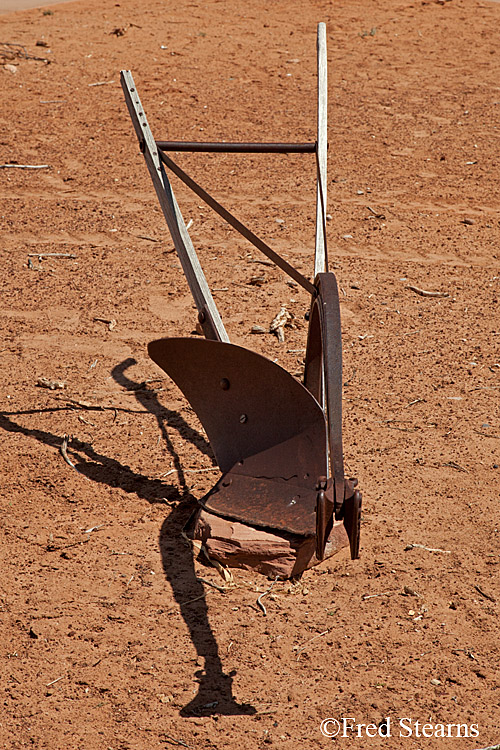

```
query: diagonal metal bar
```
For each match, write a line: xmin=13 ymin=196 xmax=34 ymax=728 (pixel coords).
xmin=314 ymin=22 xmax=328 ymax=277
xmin=157 ymin=148 xmax=316 ymax=297
xmin=120 ymin=70 xmax=229 ymax=343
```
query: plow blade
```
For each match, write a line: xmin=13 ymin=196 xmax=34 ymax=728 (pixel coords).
xmin=148 ymin=337 xmax=328 ymax=536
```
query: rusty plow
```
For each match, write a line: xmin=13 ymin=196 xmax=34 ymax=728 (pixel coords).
xmin=121 ymin=23 xmax=361 ymax=575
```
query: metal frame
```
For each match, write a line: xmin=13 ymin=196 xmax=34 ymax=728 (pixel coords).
xmin=120 ymin=23 xmax=361 ymax=564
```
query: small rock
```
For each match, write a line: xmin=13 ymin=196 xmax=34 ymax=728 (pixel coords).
xmin=249 ymin=275 xmax=267 ymax=286
xmin=156 ymin=693 xmax=173 ymax=703
xmin=431 ymin=678 xmax=441 ymax=686
xmin=36 ymin=377 xmax=65 ymax=390
xmin=250 ymin=325 xmax=266 ymax=334
xmin=356 ymin=190 xmax=364 ymax=195
xmin=4 ymin=64 xmax=18 ymax=74
xmin=342 ymin=234 xmax=353 ymax=240
xmin=403 ymin=585 xmax=419 ymax=597
xmin=326 ymin=213 xmax=332 ymax=222
xmin=462 ymin=217 xmax=475 ymax=225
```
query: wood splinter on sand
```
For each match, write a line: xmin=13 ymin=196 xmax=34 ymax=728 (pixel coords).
xmin=60 ymin=435 xmax=76 ymax=469
xmin=0 ymin=163 xmax=50 ymax=169
xmin=406 ymin=285 xmax=450 ymax=298
xmin=269 ymin=305 xmax=294 ymax=342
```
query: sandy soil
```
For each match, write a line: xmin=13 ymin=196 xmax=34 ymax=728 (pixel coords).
xmin=1 ymin=0 xmax=499 ymax=748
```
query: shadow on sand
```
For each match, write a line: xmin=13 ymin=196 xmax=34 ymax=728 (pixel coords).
xmin=0 ymin=357 xmax=255 ymax=716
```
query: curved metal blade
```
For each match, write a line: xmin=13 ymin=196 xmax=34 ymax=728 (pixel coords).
xmin=149 ymin=337 xmax=328 ymax=534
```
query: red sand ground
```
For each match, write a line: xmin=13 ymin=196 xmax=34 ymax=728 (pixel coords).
xmin=1 ymin=0 xmax=499 ymax=748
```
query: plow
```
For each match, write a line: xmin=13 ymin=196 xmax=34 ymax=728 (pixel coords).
xmin=120 ymin=23 xmax=361 ymax=577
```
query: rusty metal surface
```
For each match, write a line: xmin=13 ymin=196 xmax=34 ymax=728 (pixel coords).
xmin=304 ymin=272 xmax=345 ymax=516
xmin=124 ymin=28 xmax=362 ymax=571
xmin=148 ymin=337 xmax=327 ymax=476
xmin=344 ymin=488 xmax=362 ymax=560
xmin=201 ymin=473 xmax=319 ymax=536
xmin=148 ymin=337 xmax=329 ymax=534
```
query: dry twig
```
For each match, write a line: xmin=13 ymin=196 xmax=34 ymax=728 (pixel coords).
xmin=27 ymin=252 xmax=76 ymax=258
xmin=442 ymin=460 xmax=469 ymax=473
xmin=55 ymin=397 xmax=146 ymax=415
xmin=405 ymin=398 xmax=425 ymax=407
xmin=0 ymin=42 xmax=49 ymax=62
xmin=257 ymin=576 xmax=280 ymax=615
xmin=162 ymin=734 xmax=191 ymax=749
xmin=136 ymin=234 xmax=159 ymax=242
xmin=474 ymin=585 xmax=496 ymax=603
xmin=406 ymin=285 xmax=449 ymax=298
xmin=362 ymin=590 xmax=397 ymax=600
xmin=295 ymin=630 xmax=329 ymax=661
xmin=46 ymin=675 xmax=65 ymax=687
xmin=474 ymin=429 xmax=500 ymax=438
xmin=196 ymin=577 xmax=226 ymax=593
xmin=366 ymin=205 xmax=385 ymax=219
xmin=159 ymin=466 xmax=219 ymax=478
xmin=93 ymin=317 xmax=116 ymax=331
xmin=405 ymin=543 xmax=451 ymax=554
xmin=0 ymin=163 xmax=50 ymax=169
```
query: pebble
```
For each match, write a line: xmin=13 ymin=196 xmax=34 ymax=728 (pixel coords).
xmin=462 ymin=217 xmax=475 ymax=225
xmin=403 ymin=585 xmax=419 ymax=597
xmin=37 ymin=377 xmax=65 ymax=390
xmin=431 ymin=678 xmax=441 ymax=686
xmin=4 ymin=64 xmax=18 ymax=74
xmin=251 ymin=325 xmax=266 ymax=334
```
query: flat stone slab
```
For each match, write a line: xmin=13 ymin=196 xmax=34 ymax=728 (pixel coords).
xmin=185 ymin=507 xmax=349 ymax=578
